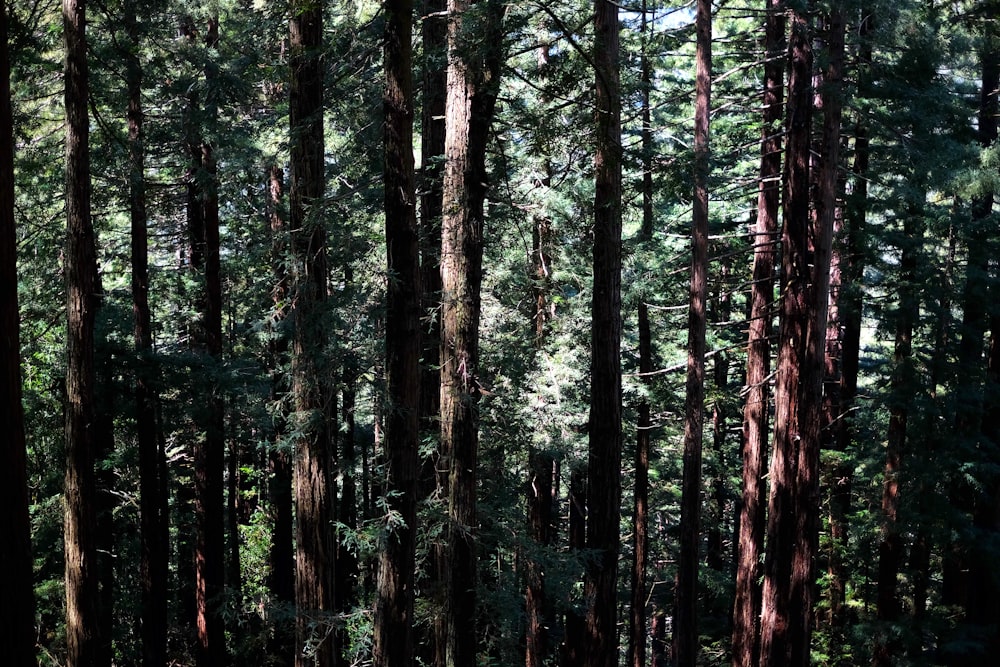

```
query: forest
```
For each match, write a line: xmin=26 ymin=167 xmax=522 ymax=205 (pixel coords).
xmin=2 ymin=0 xmax=1000 ymax=665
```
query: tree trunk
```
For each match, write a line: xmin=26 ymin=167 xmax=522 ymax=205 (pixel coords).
xmin=192 ymin=18 xmax=227 ymax=667
xmin=289 ymin=2 xmax=336 ymax=664
xmin=0 ymin=5 xmax=36 ymax=665
xmin=266 ymin=162 xmax=296 ymax=664
xmin=419 ymin=3 xmax=447 ymax=663
xmin=759 ymin=6 xmax=819 ymax=667
xmin=440 ymin=2 xmax=504 ymax=665
xmin=872 ymin=216 xmax=920 ymax=666
xmin=628 ymin=7 xmax=653 ymax=665
xmin=63 ymin=0 xmax=102 ymax=664
xmin=562 ymin=467 xmax=587 ymax=667
xmin=733 ymin=4 xmax=783 ymax=666
xmin=373 ymin=1 xmax=421 ymax=665
xmin=674 ymin=2 xmax=711 ymax=665
xmin=582 ymin=2 xmax=623 ymax=667
xmin=526 ymin=38 xmax=556 ymax=667
xmin=127 ymin=10 xmax=169 ymax=664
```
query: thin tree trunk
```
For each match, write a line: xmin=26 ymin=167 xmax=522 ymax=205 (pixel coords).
xmin=373 ymin=1 xmax=421 ymax=664
xmin=873 ymin=212 xmax=920 ymax=667
xmin=526 ymin=38 xmax=555 ymax=667
xmin=562 ymin=467 xmax=587 ymax=667
xmin=193 ymin=19 xmax=227 ymax=667
xmin=733 ymin=4 xmax=783 ymax=665
xmin=674 ymin=2 xmax=711 ymax=665
xmin=289 ymin=2 xmax=336 ymax=664
xmin=419 ymin=3 xmax=448 ymax=663
xmin=628 ymin=6 xmax=653 ymax=664
xmin=64 ymin=0 xmax=102 ymax=663
xmin=440 ymin=2 xmax=504 ymax=664
xmin=266 ymin=163 xmax=295 ymax=664
xmin=0 ymin=5 xmax=36 ymax=664
xmin=127 ymin=12 xmax=169 ymax=660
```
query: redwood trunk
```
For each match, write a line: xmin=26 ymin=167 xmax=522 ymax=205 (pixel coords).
xmin=674 ymin=2 xmax=711 ymax=665
xmin=289 ymin=2 xmax=336 ymax=664
xmin=583 ymin=3 xmax=623 ymax=667
xmin=758 ymin=7 xmax=817 ymax=667
xmin=733 ymin=4 xmax=783 ymax=666
xmin=440 ymin=2 xmax=504 ymax=665
xmin=373 ymin=1 xmax=421 ymax=664
xmin=125 ymin=8 xmax=168 ymax=665
xmin=64 ymin=0 xmax=102 ymax=663
xmin=0 ymin=5 xmax=36 ymax=664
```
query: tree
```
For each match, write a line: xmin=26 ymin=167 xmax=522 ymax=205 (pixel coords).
xmin=440 ymin=1 xmax=505 ymax=664
xmin=190 ymin=17 xmax=227 ymax=666
xmin=289 ymin=1 xmax=336 ymax=664
xmin=733 ymin=5 xmax=783 ymax=666
xmin=373 ymin=0 xmax=421 ymax=664
xmin=673 ymin=2 xmax=711 ymax=665
xmin=758 ymin=4 xmax=825 ymax=666
xmin=124 ymin=4 xmax=168 ymax=665
xmin=63 ymin=0 xmax=102 ymax=663
xmin=0 ymin=4 xmax=36 ymax=665
xmin=627 ymin=2 xmax=654 ymax=661
xmin=583 ymin=1 xmax=623 ymax=665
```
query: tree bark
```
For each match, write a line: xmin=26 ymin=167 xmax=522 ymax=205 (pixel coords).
xmin=289 ymin=2 xmax=336 ymax=664
xmin=373 ymin=1 xmax=421 ymax=665
xmin=583 ymin=2 xmax=623 ymax=666
xmin=562 ymin=467 xmax=587 ymax=667
xmin=63 ymin=0 xmax=102 ymax=663
xmin=0 ymin=5 xmax=36 ymax=665
xmin=674 ymin=2 xmax=711 ymax=665
xmin=191 ymin=18 xmax=227 ymax=667
xmin=266 ymin=162 xmax=296 ymax=664
xmin=440 ymin=2 xmax=504 ymax=665
xmin=733 ymin=4 xmax=783 ymax=666
xmin=759 ymin=7 xmax=820 ymax=667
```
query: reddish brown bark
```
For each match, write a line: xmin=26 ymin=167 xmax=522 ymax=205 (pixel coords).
xmin=63 ymin=0 xmax=102 ymax=663
xmin=673 ymin=2 xmax=711 ymax=665
xmin=0 ymin=5 xmax=36 ymax=665
xmin=440 ymin=2 xmax=504 ymax=665
xmin=289 ymin=1 xmax=336 ymax=664
xmin=733 ymin=5 xmax=783 ymax=666
xmin=759 ymin=7 xmax=819 ymax=667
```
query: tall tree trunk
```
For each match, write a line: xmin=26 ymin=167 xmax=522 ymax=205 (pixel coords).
xmin=0 ymin=6 xmax=36 ymax=665
xmin=759 ymin=6 xmax=819 ymax=667
xmin=440 ymin=2 xmax=504 ymax=665
xmin=63 ymin=0 xmax=102 ymax=663
xmin=266 ymin=162 xmax=296 ymax=663
xmin=628 ymin=6 xmax=653 ymax=665
xmin=419 ymin=3 xmax=447 ymax=663
xmin=289 ymin=2 xmax=336 ymax=664
xmin=674 ymin=2 xmax=711 ymax=665
xmin=960 ymin=35 xmax=1000 ymax=665
xmin=127 ymin=11 xmax=169 ymax=661
xmin=583 ymin=2 xmax=623 ymax=666
xmin=733 ymin=4 xmax=783 ymax=665
xmin=193 ymin=18 xmax=227 ymax=667
xmin=827 ymin=9 xmax=873 ymax=632
xmin=373 ymin=1 xmax=421 ymax=665
xmin=526 ymin=38 xmax=556 ymax=667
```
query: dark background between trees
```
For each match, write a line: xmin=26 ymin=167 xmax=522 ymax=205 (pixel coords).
xmin=3 ymin=0 xmax=1000 ymax=666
